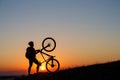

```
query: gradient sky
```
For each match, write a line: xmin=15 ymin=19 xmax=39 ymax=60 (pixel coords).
xmin=0 ymin=0 xmax=120 ymax=75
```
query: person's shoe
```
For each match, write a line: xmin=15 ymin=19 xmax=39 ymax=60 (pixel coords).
xmin=28 ymin=73 xmax=32 ymax=76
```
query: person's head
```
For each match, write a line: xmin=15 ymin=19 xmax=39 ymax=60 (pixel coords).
xmin=28 ymin=41 xmax=34 ymax=47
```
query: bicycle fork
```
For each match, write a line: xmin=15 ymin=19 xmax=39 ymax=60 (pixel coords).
xmin=50 ymin=56 xmax=55 ymax=67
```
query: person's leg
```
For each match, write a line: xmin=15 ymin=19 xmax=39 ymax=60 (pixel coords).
xmin=28 ymin=59 xmax=33 ymax=75
xmin=33 ymin=58 xmax=41 ymax=74
xmin=36 ymin=64 xmax=40 ymax=74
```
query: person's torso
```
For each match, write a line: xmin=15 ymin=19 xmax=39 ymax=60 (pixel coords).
xmin=25 ymin=47 xmax=36 ymax=58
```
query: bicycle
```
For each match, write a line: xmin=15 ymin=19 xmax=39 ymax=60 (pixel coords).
xmin=39 ymin=37 xmax=60 ymax=73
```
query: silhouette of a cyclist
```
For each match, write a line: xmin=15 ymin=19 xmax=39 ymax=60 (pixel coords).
xmin=25 ymin=41 xmax=41 ymax=75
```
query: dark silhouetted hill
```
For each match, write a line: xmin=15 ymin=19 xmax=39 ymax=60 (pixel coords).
xmin=14 ymin=60 xmax=120 ymax=80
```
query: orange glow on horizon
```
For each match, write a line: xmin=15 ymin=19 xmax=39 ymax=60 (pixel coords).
xmin=40 ymin=66 xmax=46 ymax=71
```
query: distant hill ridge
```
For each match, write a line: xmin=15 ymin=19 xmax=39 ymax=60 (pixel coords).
xmin=15 ymin=60 xmax=120 ymax=80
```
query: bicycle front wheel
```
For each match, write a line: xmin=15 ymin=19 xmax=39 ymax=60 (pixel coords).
xmin=46 ymin=59 xmax=60 ymax=73
xmin=42 ymin=37 xmax=56 ymax=52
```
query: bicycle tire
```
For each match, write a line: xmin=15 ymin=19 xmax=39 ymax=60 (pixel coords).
xmin=46 ymin=59 xmax=60 ymax=73
xmin=42 ymin=37 xmax=56 ymax=52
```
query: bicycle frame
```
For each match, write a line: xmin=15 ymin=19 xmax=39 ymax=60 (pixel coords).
xmin=39 ymin=49 xmax=55 ymax=64
xmin=38 ymin=37 xmax=60 ymax=72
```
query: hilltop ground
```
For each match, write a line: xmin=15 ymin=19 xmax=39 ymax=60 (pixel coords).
xmin=1 ymin=60 xmax=120 ymax=80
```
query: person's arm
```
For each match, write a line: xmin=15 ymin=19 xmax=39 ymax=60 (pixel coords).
xmin=35 ymin=49 xmax=40 ymax=53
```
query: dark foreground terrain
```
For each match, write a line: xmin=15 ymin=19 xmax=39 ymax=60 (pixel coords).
xmin=1 ymin=60 xmax=120 ymax=80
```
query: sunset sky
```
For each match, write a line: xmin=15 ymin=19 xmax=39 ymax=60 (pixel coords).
xmin=0 ymin=0 xmax=120 ymax=75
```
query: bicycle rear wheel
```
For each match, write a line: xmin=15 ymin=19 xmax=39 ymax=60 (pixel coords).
xmin=42 ymin=37 xmax=56 ymax=52
xmin=46 ymin=59 xmax=60 ymax=73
